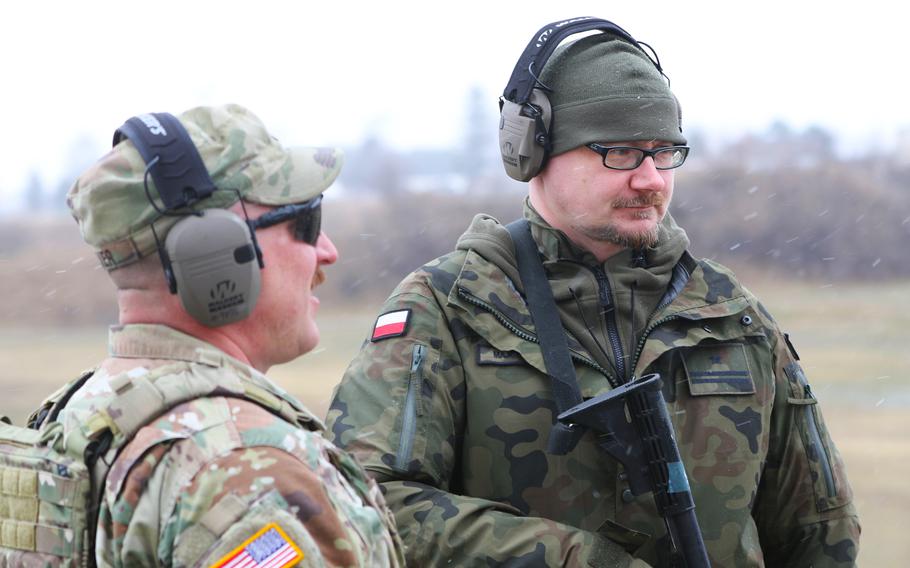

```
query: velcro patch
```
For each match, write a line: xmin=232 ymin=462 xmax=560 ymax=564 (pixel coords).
xmin=476 ymin=344 xmax=524 ymax=366
xmin=371 ymin=309 xmax=411 ymax=342
xmin=682 ymin=343 xmax=756 ymax=396
xmin=209 ymin=522 xmax=302 ymax=568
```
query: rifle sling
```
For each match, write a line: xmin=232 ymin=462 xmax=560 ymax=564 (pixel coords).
xmin=506 ymin=219 xmax=585 ymax=455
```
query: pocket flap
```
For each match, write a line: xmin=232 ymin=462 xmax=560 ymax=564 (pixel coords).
xmin=682 ymin=343 xmax=756 ymax=396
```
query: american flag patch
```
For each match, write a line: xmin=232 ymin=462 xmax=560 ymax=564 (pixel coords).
xmin=209 ymin=522 xmax=302 ymax=568
xmin=371 ymin=309 xmax=411 ymax=341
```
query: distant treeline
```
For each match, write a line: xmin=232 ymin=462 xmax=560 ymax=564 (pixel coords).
xmin=1 ymin=124 xmax=908 ymax=326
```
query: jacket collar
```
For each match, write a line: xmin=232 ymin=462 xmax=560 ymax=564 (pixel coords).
xmin=109 ymin=323 xmax=249 ymax=369
xmin=105 ymin=323 xmax=313 ymax=420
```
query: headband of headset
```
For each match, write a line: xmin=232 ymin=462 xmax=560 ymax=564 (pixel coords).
xmin=501 ymin=17 xmax=655 ymax=105
xmin=113 ymin=112 xmax=216 ymax=210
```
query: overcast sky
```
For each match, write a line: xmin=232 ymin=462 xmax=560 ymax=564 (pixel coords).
xmin=2 ymin=1 xmax=907 ymax=209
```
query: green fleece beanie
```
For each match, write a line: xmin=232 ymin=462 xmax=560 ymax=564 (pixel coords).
xmin=539 ymin=33 xmax=686 ymax=156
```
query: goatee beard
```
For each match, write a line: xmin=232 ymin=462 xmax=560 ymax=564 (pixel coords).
xmin=576 ymin=196 xmax=665 ymax=249
xmin=580 ymin=223 xmax=661 ymax=249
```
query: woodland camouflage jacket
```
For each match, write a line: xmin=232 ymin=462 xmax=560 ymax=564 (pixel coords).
xmin=327 ymin=203 xmax=860 ymax=567
xmin=55 ymin=324 xmax=404 ymax=567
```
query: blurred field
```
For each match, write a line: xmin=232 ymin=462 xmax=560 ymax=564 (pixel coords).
xmin=1 ymin=279 xmax=907 ymax=565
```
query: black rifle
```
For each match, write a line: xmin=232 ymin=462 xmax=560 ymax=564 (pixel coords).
xmin=558 ymin=373 xmax=710 ymax=567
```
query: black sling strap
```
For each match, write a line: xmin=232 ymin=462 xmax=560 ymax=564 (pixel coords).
xmin=506 ymin=219 xmax=585 ymax=455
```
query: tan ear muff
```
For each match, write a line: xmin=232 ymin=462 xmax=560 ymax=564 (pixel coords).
xmin=165 ymin=209 xmax=261 ymax=327
xmin=499 ymin=89 xmax=553 ymax=182
xmin=114 ymin=112 xmax=268 ymax=327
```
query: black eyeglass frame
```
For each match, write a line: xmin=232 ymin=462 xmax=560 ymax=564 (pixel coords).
xmin=246 ymin=194 xmax=323 ymax=246
xmin=586 ymin=143 xmax=690 ymax=170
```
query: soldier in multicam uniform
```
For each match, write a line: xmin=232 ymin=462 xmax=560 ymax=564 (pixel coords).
xmin=326 ymin=23 xmax=860 ymax=567
xmin=58 ymin=104 xmax=405 ymax=567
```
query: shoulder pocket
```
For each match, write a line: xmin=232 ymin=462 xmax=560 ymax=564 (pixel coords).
xmin=395 ymin=343 xmax=429 ymax=473
xmin=784 ymin=362 xmax=853 ymax=512
xmin=681 ymin=343 xmax=756 ymax=396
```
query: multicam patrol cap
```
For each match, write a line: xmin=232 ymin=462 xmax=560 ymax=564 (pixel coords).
xmin=67 ymin=104 xmax=343 ymax=270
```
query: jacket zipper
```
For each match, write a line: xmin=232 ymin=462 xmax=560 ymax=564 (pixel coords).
xmin=590 ymin=265 xmax=628 ymax=383
xmin=395 ymin=343 xmax=426 ymax=471
xmin=456 ymin=287 xmax=617 ymax=387
xmin=803 ymin=383 xmax=837 ymax=498
xmin=630 ymin=314 xmax=680 ymax=374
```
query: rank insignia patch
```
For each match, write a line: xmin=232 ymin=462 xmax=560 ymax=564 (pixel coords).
xmin=682 ymin=343 xmax=756 ymax=396
xmin=209 ymin=522 xmax=303 ymax=568
xmin=371 ymin=309 xmax=411 ymax=342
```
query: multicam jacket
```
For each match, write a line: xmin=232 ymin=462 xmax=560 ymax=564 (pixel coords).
xmin=327 ymin=203 xmax=860 ymax=567
xmin=57 ymin=324 xmax=404 ymax=568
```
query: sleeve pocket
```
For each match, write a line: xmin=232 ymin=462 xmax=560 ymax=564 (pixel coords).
xmin=784 ymin=362 xmax=853 ymax=512
xmin=393 ymin=342 xmax=430 ymax=475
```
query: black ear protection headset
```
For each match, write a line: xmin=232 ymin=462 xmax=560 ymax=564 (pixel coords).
xmin=499 ymin=17 xmax=664 ymax=182
xmin=112 ymin=112 xmax=264 ymax=327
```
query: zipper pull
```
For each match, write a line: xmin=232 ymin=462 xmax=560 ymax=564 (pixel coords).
xmin=410 ymin=344 xmax=426 ymax=373
xmin=593 ymin=267 xmax=614 ymax=309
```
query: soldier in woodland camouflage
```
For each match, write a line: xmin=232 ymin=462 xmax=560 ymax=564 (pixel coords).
xmin=45 ymin=104 xmax=404 ymax=567
xmin=327 ymin=24 xmax=860 ymax=567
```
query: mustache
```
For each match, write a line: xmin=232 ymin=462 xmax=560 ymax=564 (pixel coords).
xmin=312 ymin=267 xmax=326 ymax=289
xmin=613 ymin=194 xmax=665 ymax=208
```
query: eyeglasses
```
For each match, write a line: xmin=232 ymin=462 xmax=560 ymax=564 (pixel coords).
xmin=586 ymin=143 xmax=690 ymax=170
xmin=247 ymin=195 xmax=322 ymax=245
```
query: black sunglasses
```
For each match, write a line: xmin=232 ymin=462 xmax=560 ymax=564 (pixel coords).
xmin=247 ymin=195 xmax=322 ymax=245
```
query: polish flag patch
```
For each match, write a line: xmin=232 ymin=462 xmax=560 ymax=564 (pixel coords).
xmin=371 ymin=309 xmax=411 ymax=341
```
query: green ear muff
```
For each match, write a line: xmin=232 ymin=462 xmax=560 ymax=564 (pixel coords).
xmin=498 ymin=17 xmax=659 ymax=181
xmin=499 ymin=89 xmax=553 ymax=182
